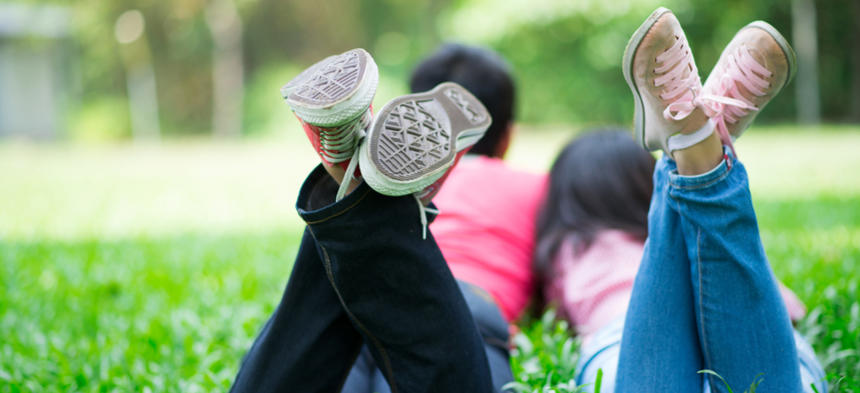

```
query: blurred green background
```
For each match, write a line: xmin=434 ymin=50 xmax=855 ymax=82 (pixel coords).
xmin=0 ymin=0 xmax=857 ymax=141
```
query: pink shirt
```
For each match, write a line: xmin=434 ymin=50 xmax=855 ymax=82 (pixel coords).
xmin=546 ymin=230 xmax=808 ymax=342
xmin=430 ymin=156 xmax=548 ymax=322
xmin=546 ymin=231 xmax=644 ymax=339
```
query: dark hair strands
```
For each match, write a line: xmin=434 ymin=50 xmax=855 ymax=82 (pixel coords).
xmin=531 ymin=129 xmax=656 ymax=316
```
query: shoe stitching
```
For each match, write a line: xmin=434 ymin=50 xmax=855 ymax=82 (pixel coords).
xmin=695 ymin=227 xmax=716 ymax=391
xmin=304 ymin=187 xmax=372 ymax=225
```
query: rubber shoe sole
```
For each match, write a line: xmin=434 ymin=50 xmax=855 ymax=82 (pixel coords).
xmin=281 ymin=48 xmax=378 ymax=127
xmin=359 ymin=82 xmax=491 ymax=196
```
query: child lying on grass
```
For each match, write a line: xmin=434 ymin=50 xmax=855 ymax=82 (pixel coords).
xmin=230 ymin=7 xmax=826 ymax=393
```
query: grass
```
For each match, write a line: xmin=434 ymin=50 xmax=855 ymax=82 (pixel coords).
xmin=1 ymin=232 xmax=295 ymax=391
xmin=1 ymin=125 xmax=859 ymax=392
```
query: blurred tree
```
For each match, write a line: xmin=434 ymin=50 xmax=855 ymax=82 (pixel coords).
xmin=853 ymin=0 xmax=860 ymax=122
xmin=55 ymin=0 xmax=858 ymax=140
xmin=206 ymin=0 xmax=243 ymax=138
xmin=792 ymin=0 xmax=820 ymax=125
xmin=115 ymin=9 xmax=161 ymax=141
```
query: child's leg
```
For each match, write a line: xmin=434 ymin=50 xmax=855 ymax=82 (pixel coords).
xmin=584 ymin=323 xmax=823 ymax=393
xmin=341 ymin=281 xmax=514 ymax=393
xmin=298 ymin=165 xmax=494 ymax=393
xmin=617 ymin=7 xmax=807 ymax=392
xmin=668 ymin=26 xmax=803 ymax=391
xmin=615 ymin=157 xmax=704 ymax=392
xmin=341 ymin=346 xmax=392 ymax=393
xmin=230 ymin=227 xmax=363 ymax=393
xmin=274 ymin=49 xmax=495 ymax=392
xmin=669 ymin=151 xmax=803 ymax=392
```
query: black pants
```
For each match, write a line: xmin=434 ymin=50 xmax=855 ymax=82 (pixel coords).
xmin=342 ymin=280 xmax=514 ymax=393
xmin=229 ymin=165 xmax=494 ymax=393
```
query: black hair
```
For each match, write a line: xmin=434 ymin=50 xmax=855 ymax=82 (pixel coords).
xmin=533 ymin=129 xmax=656 ymax=310
xmin=410 ymin=43 xmax=515 ymax=158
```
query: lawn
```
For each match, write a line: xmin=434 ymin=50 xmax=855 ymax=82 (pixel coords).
xmin=1 ymin=125 xmax=859 ymax=392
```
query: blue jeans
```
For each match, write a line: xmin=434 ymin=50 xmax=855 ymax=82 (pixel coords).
xmin=576 ymin=317 xmax=825 ymax=393
xmin=230 ymin=165 xmax=494 ymax=393
xmin=615 ymin=152 xmax=810 ymax=393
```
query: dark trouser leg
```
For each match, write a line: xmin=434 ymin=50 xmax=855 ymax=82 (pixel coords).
xmin=230 ymin=227 xmax=363 ymax=393
xmin=299 ymin=165 xmax=493 ymax=393
xmin=341 ymin=281 xmax=513 ymax=393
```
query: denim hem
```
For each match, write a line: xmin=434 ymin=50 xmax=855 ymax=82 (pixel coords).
xmin=668 ymin=147 xmax=734 ymax=190
xmin=296 ymin=164 xmax=373 ymax=224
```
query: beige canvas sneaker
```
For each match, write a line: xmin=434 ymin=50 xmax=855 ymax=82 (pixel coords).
xmin=622 ymin=7 xmax=714 ymax=157
xmin=700 ymin=21 xmax=797 ymax=147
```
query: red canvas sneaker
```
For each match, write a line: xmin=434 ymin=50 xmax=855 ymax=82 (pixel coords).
xmin=281 ymin=48 xmax=378 ymax=199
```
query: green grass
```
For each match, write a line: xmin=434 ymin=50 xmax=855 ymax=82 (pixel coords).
xmin=1 ymin=125 xmax=859 ymax=392
xmin=1 ymin=232 xmax=295 ymax=391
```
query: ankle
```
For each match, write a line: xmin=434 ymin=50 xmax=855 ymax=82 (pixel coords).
xmin=680 ymin=108 xmax=709 ymax=134
xmin=673 ymin=131 xmax=723 ymax=175
xmin=323 ymin=162 xmax=361 ymax=197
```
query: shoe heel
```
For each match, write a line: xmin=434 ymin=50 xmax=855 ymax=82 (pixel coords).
xmin=359 ymin=82 xmax=490 ymax=195
xmin=283 ymin=48 xmax=378 ymax=127
xmin=622 ymin=7 xmax=672 ymax=150
xmin=368 ymin=92 xmax=454 ymax=183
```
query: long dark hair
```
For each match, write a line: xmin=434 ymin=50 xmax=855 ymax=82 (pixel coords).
xmin=533 ymin=129 xmax=656 ymax=311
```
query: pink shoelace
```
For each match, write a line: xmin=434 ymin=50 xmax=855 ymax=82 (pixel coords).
xmin=655 ymin=36 xmax=772 ymax=159
xmin=654 ymin=34 xmax=702 ymax=122
xmin=700 ymin=45 xmax=773 ymax=157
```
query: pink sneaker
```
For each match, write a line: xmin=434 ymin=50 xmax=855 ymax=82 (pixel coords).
xmin=281 ymin=48 xmax=378 ymax=198
xmin=700 ymin=21 xmax=796 ymax=153
xmin=622 ymin=7 xmax=714 ymax=157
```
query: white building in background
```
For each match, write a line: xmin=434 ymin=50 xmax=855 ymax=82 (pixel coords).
xmin=0 ymin=4 xmax=71 ymax=139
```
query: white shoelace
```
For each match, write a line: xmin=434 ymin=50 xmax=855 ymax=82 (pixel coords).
xmin=415 ymin=196 xmax=439 ymax=240
xmin=318 ymin=113 xmax=369 ymax=164
xmin=335 ymin=139 xmax=363 ymax=202
xmin=326 ymin=112 xmax=370 ymax=202
xmin=325 ymin=110 xmax=437 ymax=240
